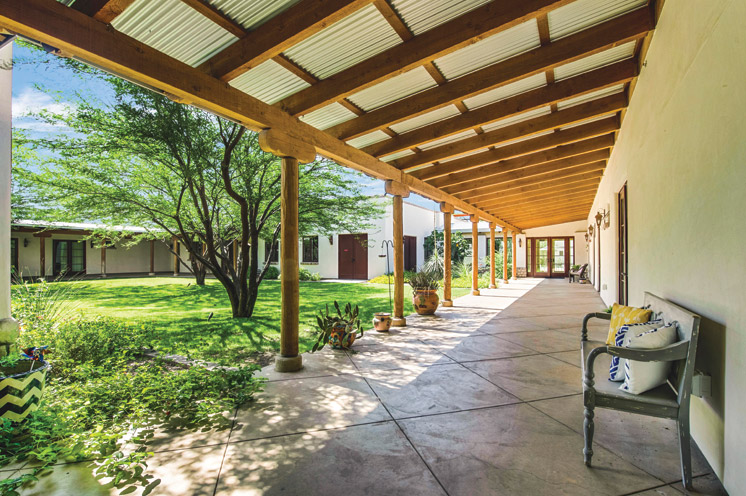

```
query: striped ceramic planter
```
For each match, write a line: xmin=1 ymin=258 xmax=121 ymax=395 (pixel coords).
xmin=0 ymin=361 xmax=50 ymax=422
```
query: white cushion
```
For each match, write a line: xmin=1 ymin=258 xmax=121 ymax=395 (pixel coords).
xmin=620 ymin=322 xmax=678 ymax=395
xmin=609 ymin=320 xmax=663 ymax=381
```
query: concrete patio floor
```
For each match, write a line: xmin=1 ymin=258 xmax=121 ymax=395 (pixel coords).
xmin=14 ymin=278 xmax=727 ymax=495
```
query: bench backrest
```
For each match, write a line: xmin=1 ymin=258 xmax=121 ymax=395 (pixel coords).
xmin=643 ymin=292 xmax=701 ymax=406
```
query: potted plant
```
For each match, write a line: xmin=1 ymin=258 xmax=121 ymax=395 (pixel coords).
xmin=0 ymin=346 xmax=50 ymax=422
xmin=373 ymin=312 xmax=392 ymax=332
xmin=312 ymin=301 xmax=364 ymax=351
xmin=407 ymin=270 xmax=440 ymax=315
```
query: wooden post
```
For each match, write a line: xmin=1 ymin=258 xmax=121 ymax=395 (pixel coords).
xmin=149 ymin=239 xmax=155 ymax=275
xmin=440 ymin=202 xmax=453 ymax=307
xmin=39 ymin=236 xmax=46 ymax=278
xmin=172 ymin=237 xmax=179 ymax=276
xmin=100 ymin=242 xmax=107 ymax=278
xmin=503 ymin=229 xmax=509 ymax=284
xmin=512 ymin=231 xmax=517 ymax=279
xmin=386 ymin=180 xmax=410 ymax=326
xmin=471 ymin=215 xmax=480 ymax=296
xmin=258 ymin=129 xmax=316 ymax=373
xmin=489 ymin=222 xmax=497 ymax=289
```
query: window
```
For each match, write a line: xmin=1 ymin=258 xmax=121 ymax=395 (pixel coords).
xmin=264 ymin=240 xmax=279 ymax=264
xmin=10 ymin=238 xmax=18 ymax=275
xmin=53 ymin=240 xmax=86 ymax=276
xmin=302 ymin=236 xmax=318 ymax=263
xmin=569 ymin=238 xmax=574 ymax=267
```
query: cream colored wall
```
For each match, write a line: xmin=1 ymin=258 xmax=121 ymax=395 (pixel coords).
xmin=587 ymin=0 xmax=745 ymax=491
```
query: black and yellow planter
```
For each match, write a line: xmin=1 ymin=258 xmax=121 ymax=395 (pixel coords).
xmin=0 ymin=361 xmax=50 ymax=422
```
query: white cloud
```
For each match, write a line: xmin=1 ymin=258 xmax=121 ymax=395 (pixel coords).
xmin=12 ymin=88 xmax=75 ymax=134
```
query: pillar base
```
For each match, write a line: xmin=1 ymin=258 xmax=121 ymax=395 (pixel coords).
xmin=274 ymin=355 xmax=303 ymax=372
xmin=392 ymin=317 xmax=407 ymax=327
xmin=503 ymin=280 xmax=510 ymax=284
xmin=100 ymin=274 xmax=107 ymax=278
xmin=471 ymin=289 xmax=480 ymax=296
xmin=442 ymin=300 xmax=453 ymax=307
xmin=148 ymin=272 xmax=156 ymax=276
xmin=488 ymin=284 xmax=497 ymax=289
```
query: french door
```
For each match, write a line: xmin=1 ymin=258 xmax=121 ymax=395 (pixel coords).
xmin=526 ymin=237 xmax=573 ymax=278
xmin=53 ymin=240 xmax=86 ymax=277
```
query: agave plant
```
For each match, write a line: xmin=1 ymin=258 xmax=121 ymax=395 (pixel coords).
xmin=312 ymin=301 xmax=364 ymax=352
xmin=406 ymin=270 xmax=440 ymax=294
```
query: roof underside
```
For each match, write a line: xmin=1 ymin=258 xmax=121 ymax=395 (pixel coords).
xmin=1 ymin=0 xmax=660 ymax=230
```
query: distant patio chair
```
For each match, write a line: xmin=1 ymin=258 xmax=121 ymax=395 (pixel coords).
xmin=580 ymin=292 xmax=701 ymax=489
xmin=569 ymin=263 xmax=588 ymax=283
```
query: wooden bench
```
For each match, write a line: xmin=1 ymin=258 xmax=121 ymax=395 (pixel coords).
xmin=580 ymin=292 xmax=701 ymax=489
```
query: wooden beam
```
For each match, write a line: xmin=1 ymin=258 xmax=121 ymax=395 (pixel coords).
xmin=70 ymin=0 xmax=135 ymax=23
xmin=413 ymin=117 xmax=619 ymax=181
xmin=278 ymin=0 xmax=575 ymax=116
xmin=505 ymin=207 xmax=593 ymax=224
xmin=442 ymin=148 xmax=611 ymax=195
xmin=0 ymin=0 xmax=519 ymax=231
xmin=394 ymin=93 xmax=626 ymax=170
xmin=365 ymin=60 xmax=636 ymax=158
xmin=429 ymin=133 xmax=614 ymax=189
xmin=475 ymin=179 xmax=602 ymax=209
xmin=490 ymin=191 xmax=598 ymax=211
xmin=326 ymin=7 xmax=653 ymax=140
xmin=491 ymin=186 xmax=599 ymax=208
xmin=179 ymin=0 xmax=246 ymax=38
xmin=458 ymin=161 xmax=606 ymax=203
xmin=473 ymin=176 xmax=603 ymax=208
xmin=384 ymin=180 xmax=410 ymax=197
xmin=494 ymin=201 xmax=595 ymax=219
xmin=258 ymin=129 xmax=317 ymax=163
xmin=199 ymin=0 xmax=373 ymax=81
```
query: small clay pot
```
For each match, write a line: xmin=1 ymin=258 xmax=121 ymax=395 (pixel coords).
xmin=413 ymin=289 xmax=439 ymax=315
xmin=373 ymin=312 xmax=392 ymax=332
xmin=329 ymin=324 xmax=356 ymax=349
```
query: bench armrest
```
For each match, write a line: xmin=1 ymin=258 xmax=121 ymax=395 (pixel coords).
xmin=581 ymin=312 xmax=611 ymax=341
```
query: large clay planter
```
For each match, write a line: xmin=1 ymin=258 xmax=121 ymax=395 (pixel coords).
xmin=373 ymin=313 xmax=392 ymax=332
xmin=413 ymin=289 xmax=439 ymax=315
xmin=0 ymin=360 xmax=50 ymax=422
xmin=329 ymin=324 xmax=356 ymax=349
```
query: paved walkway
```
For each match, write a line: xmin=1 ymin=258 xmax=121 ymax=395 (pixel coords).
xmin=17 ymin=279 xmax=725 ymax=495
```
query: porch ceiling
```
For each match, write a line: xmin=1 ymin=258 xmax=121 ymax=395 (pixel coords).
xmin=0 ymin=0 xmax=660 ymax=230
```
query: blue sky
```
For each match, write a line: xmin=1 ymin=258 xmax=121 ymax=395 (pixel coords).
xmin=11 ymin=41 xmax=440 ymax=211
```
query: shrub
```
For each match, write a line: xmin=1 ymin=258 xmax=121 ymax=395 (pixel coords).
xmin=299 ymin=267 xmax=321 ymax=281
xmin=264 ymin=266 xmax=280 ymax=280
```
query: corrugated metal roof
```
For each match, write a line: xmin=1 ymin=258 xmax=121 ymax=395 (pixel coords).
xmin=299 ymin=102 xmax=358 ymax=130
xmin=492 ymin=129 xmax=554 ymax=148
xmin=112 ymin=0 xmax=237 ymax=67
xmin=480 ymin=106 xmax=552 ymax=132
xmin=548 ymin=0 xmax=647 ymax=41
xmin=417 ymin=129 xmax=478 ymax=150
xmin=346 ymin=130 xmax=391 ymax=149
xmin=283 ymin=4 xmax=401 ymax=79
xmin=553 ymin=41 xmax=636 ymax=81
xmin=390 ymin=0 xmax=492 ymax=36
xmin=207 ymin=0 xmax=301 ymax=30
xmin=462 ymin=73 xmax=548 ymax=110
xmin=433 ymin=19 xmax=541 ymax=80
xmin=389 ymin=105 xmax=462 ymax=134
xmin=347 ymin=66 xmax=437 ymax=112
xmin=556 ymin=84 xmax=624 ymax=110
xmin=229 ymin=59 xmax=311 ymax=104
xmin=438 ymin=148 xmax=489 ymax=162
xmin=559 ymin=114 xmax=615 ymax=130
xmin=380 ymin=149 xmax=416 ymax=162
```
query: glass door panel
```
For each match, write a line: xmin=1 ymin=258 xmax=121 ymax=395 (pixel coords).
xmin=71 ymin=242 xmax=85 ymax=272
xmin=535 ymin=239 xmax=549 ymax=276
xmin=551 ymin=238 xmax=566 ymax=276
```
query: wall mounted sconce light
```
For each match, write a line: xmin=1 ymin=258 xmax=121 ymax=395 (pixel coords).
xmin=596 ymin=205 xmax=611 ymax=229
xmin=23 ymin=238 xmax=29 ymax=248
xmin=328 ymin=235 xmax=333 ymax=245
xmin=518 ymin=238 xmax=522 ymax=248
xmin=588 ymin=225 xmax=594 ymax=236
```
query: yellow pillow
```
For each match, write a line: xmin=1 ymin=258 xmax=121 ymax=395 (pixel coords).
xmin=606 ymin=303 xmax=652 ymax=344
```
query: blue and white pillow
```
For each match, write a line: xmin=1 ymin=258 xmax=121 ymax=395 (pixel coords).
xmin=620 ymin=321 xmax=678 ymax=395
xmin=609 ymin=320 xmax=663 ymax=381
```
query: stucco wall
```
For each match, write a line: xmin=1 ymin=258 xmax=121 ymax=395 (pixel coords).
xmin=586 ymin=0 xmax=745 ymax=491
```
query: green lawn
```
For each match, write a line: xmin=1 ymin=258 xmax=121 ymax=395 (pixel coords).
xmin=27 ymin=277 xmax=469 ymax=363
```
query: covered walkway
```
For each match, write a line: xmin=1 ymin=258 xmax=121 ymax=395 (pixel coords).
xmin=18 ymin=279 xmax=722 ymax=495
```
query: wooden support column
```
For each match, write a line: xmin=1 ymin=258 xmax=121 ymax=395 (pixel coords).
xmin=172 ymin=237 xmax=179 ymax=276
xmin=471 ymin=215 xmax=480 ymax=296
xmin=259 ymin=129 xmax=316 ymax=372
xmin=149 ymin=239 xmax=155 ymax=275
xmin=512 ymin=232 xmax=518 ymax=279
xmin=440 ymin=202 xmax=454 ymax=307
xmin=503 ymin=229 xmax=509 ymax=284
xmin=386 ymin=180 xmax=410 ymax=326
xmin=489 ymin=222 xmax=497 ymax=289
xmin=100 ymin=243 xmax=107 ymax=278
xmin=38 ymin=235 xmax=46 ymax=278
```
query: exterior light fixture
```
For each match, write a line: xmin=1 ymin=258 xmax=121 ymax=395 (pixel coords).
xmin=23 ymin=238 xmax=29 ymax=248
xmin=518 ymin=238 xmax=522 ymax=248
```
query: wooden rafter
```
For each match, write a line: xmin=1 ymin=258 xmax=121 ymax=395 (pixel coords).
xmin=498 ymin=203 xmax=594 ymax=221
xmin=429 ymin=133 xmax=614 ymax=189
xmin=475 ymin=179 xmax=602 ymax=209
xmin=70 ymin=0 xmax=135 ymax=23
xmin=488 ymin=189 xmax=598 ymax=210
xmin=278 ymin=0 xmax=575 ymax=116
xmin=473 ymin=176 xmax=603 ymax=208
xmin=326 ymin=7 xmax=652 ymax=140
xmin=0 ymin=0 xmax=521 ymax=232
xmin=199 ymin=0 xmax=373 ymax=81
xmin=394 ymin=93 xmax=626 ymax=171
xmin=364 ymin=59 xmax=635 ymax=158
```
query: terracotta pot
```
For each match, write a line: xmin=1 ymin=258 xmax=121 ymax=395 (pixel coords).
xmin=329 ymin=324 xmax=356 ymax=349
xmin=373 ymin=312 xmax=392 ymax=332
xmin=412 ymin=289 xmax=439 ymax=315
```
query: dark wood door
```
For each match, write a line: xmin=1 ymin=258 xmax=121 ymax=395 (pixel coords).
xmin=338 ymin=234 xmax=368 ymax=279
xmin=404 ymin=235 xmax=417 ymax=272
xmin=53 ymin=240 xmax=86 ymax=277
xmin=618 ymin=183 xmax=628 ymax=305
